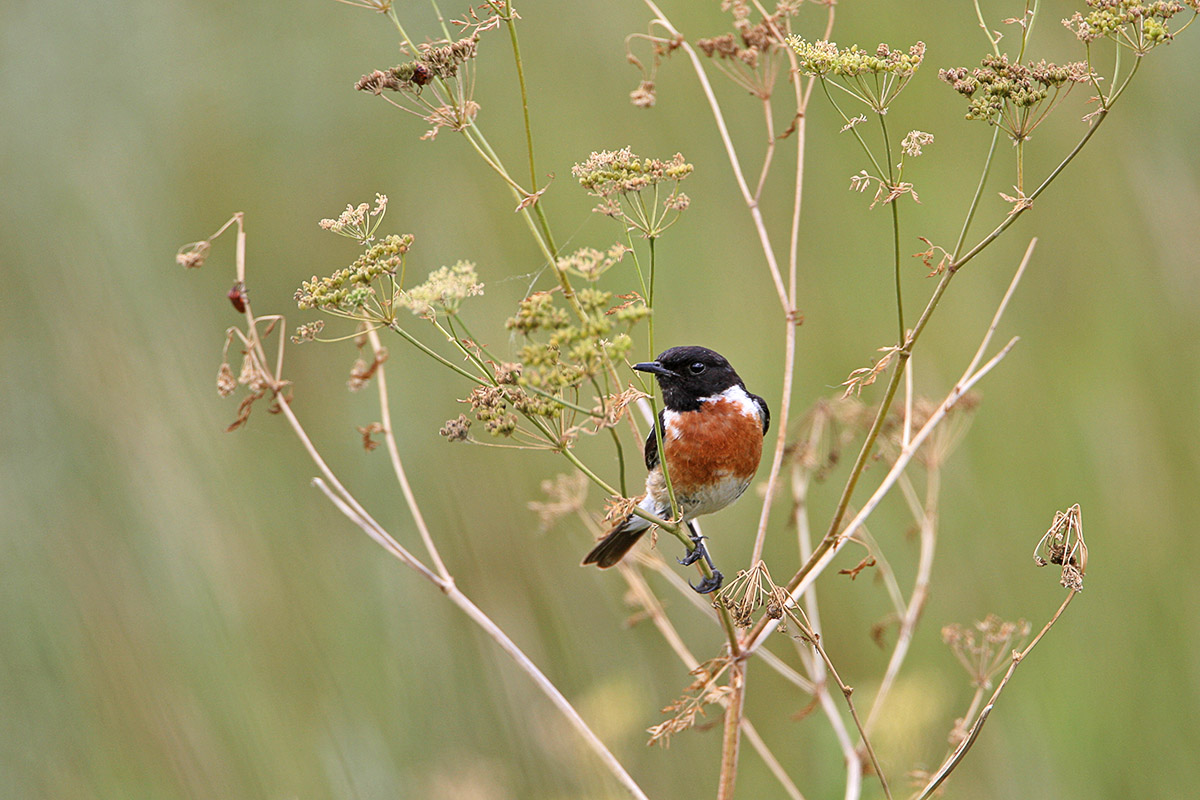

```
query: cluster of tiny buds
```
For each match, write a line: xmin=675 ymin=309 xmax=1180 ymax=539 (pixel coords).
xmin=571 ymin=148 xmax=694 ymax=198
xmin=1064 ymin=0 xmax=1200 ymax=45
xmin=790 ymin=38 xmax=926 ymax=79
xmin=295 ymin=234 xmax=414 ymax=312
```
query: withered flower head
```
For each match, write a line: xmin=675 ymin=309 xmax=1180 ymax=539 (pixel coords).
xmin=1034 ymin=503 xmax=1088 ymax=591
xmin=942 ymin=614 xmax=1032 ymax=688
xmin=176 ymin=240 xmax=211 ymax=270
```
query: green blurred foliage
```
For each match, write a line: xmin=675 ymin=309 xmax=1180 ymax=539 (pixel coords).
xmin=2 ymin=0 xmax=1198 ymax=797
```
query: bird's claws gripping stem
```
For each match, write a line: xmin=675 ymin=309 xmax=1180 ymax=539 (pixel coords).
xmin=678 ymin=526 xmax=723 ymax=593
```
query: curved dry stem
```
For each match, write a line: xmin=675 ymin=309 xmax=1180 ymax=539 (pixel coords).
xmin=912 ymin=590 xmax=1078 ymax=800
xmin=366 ymin=327 xmax=452 ymax=580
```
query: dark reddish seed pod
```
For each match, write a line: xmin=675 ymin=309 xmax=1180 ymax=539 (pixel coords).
xmin=228 ymin=281 xmax=247 ymax=313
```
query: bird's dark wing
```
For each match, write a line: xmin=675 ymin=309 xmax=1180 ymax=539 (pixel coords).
xmin=749 ymin=392 xmax=770 ymax=435
xmin=643 ymin=409 xmax=666 ymax=471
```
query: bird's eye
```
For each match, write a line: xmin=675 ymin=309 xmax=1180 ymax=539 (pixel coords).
xmin=688 ymin=362 xmax=706 ymax=375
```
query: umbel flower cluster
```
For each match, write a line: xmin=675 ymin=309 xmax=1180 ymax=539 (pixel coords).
xmin=1064 ymin=0 xmax=1200 ymax=49
xmin=571 ymin=148 xmax=694 ymax=237
xmin=572 ymin=148 xmax=693 ymax=199
xmin=295 ymin=234 xmax=414 ymax=315
xmin=939 ymin=56 xmax=1091 ymax=140
xmin=505 ymin=285 xmax=643 ymax=396
xmin=788 ymin=38 xmax=926 ymax=112
xmin=789 ymin=39 xmax=926 ymax=79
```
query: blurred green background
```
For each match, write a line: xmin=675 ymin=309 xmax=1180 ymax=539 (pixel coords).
xmin=3 ymin=0 xmax=1198 ymax=797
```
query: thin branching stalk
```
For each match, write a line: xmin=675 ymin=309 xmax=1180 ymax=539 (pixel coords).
xmin=641 ymin=0 xmax=790 ymax=312
xmin=792 ymin=459 xmax=864 ymax=800
xmin=812 ymin=639 xmax=892 ymax=800
xmin=756 ymin=110 xmax=1115 ymax=643
xmin=912 ymin=589 xmax=1079 ymax=800
xmin=750 ymin=1 xmax=835 ymax=567
xmin=864 ymin=463 xmax=939 ymax=733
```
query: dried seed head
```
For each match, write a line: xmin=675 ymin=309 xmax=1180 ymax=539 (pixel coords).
xmin=439 ymin=413 xmax=472 ymax=442
xmin=357 ymin=422 xmax=385 ymax=451
xmin=216 ymin=363 xmax=236 ymax=398
xmin=629 ymin=80 xmax=657 ymax=108
xmin=176 ymin=240 xmax=211 ymax=269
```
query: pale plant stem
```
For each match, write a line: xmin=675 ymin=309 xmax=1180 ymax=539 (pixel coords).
xmin=747 ymin=1 xmax=835 ymax=566
xmin=965 ymin=237 xmax=1036 ymax=377
xmin=717 ymin=661 xmax=746 ymax=800
xmin=310 ymin=478 xmax=438 ymax=581
xmin=864 ymin=462 xmax=940 ymax=734
xmin=813 ymin=639 xmax=893 ymax=800
xmin=366 ymin=327 xmax=451 ymax=581
xmin=641 ymin=0 xmax=789 ymax=311
xmin=747 ymin=334 xmax=1020 ymax=654
xmin=912 ymin=590 xmax=1079 ymax=800
xmin=792 ymin=462 xmax=862 ymax=800
xmin=754 ymin=96 xmax=776 ymax=202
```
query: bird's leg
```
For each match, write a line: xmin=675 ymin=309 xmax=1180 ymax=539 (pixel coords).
xmin=678 ymin=521 xmax=724 ymax=593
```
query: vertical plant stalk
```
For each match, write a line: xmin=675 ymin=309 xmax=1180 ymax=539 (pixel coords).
xmin=863 ymin=463 xmax=939 ymax=733
xmin=877 ymin=112 xmax=905 ymax=339
xmin=811 ymin=640 xmax=892 ymax=800
xmin=717 ymin=661 xmax=746 ymax=800
xmin=750 ymin=0 xmax=837 ymax=566
xmin=792 ymin=456 xmax=864 ymax=800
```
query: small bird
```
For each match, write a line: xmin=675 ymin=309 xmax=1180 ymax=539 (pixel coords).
xmin=582 ymin=345 xmax=770 ymax=593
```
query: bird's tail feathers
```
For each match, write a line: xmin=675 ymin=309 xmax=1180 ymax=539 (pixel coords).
xmin=581 ymin=496 xmax=656 ymax=568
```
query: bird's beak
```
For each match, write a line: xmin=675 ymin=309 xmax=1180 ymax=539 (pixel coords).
xmin=632 ymin=361 xmax=673 ymax=377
